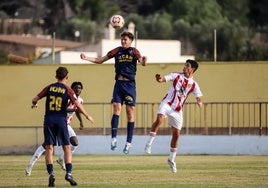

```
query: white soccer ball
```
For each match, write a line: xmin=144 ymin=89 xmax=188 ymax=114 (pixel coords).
xmin=110 ymin=15 xmax=125 ymax=29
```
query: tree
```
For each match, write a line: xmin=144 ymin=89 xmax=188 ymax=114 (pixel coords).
xmin=0 ymin=49 xmax=8 ymax=64
xmin=0 ymin=0 xmax=31 ymax=18
xmin=57 ymin=18 xmax=98 ymax=43
xmin=217 ymin=0 xmax=250 ymax=26
xmin=168 ymin=0 xmax=222 ymax=24
xmin=150 ymin=12 xmax=173 ymax=39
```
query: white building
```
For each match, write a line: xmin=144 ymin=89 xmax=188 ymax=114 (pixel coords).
xmin=34 ymin=22 xmax=194 ymax=64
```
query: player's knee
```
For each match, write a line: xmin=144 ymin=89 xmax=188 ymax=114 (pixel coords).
xmin=70 ymin=136 xmax=79 ymax=146
xmin=172 ymin=127 xmax=180 ymax=137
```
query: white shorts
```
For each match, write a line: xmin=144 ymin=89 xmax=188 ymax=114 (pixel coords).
xmin=157 ymin=102 xmax=183 ymax=130
xmin=67 ymin=124 xmax=76 ymax=138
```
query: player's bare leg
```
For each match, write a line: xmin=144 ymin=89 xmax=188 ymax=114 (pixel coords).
xmin=63 ymin=145 xmax=77 ymax=186
xmin=57 ymin=137 xmax=78 ymax=170
xmin=145 ymin=114 xmax=165 ymax=154
xmin=167 ymin=127 xmax=180 ymax=173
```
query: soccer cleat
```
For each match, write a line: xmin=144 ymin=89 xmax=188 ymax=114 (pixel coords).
xmin=25 ymin=165 xmax=32 ymax=176
xmin=123 ymin=143 xmax=131 ymax=154
xmin=65 ymin=174 xmax=77 ymax=186
xmin=56 ymin=159 xmax=66 ymax=170
xmin=144 ymin=144 xmax=152 ymax=154
xmin=167 ymin=158 xmax=177 ymax=173
xmin=48 ymin=174 xmax=55 ymax=187
xmin=111 ymin=140 xmax=117 ymax=151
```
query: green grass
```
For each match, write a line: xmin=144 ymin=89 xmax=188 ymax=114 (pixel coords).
xmin=0 ymin=155 xmax=267 ymax=187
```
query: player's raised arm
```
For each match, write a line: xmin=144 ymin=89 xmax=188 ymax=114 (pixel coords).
xmin=155 ymin=74 xmax=166 ymax=83
xmin=139 ymin=56 xmax=147 ymax=66
xmin=74 ymin=100 xmax=94 ymax=125
xmin=80 ymin=53 xmax=109 ymax=64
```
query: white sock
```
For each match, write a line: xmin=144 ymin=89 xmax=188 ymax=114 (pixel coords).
xmin=169 ymin=148 xmax=177 ymax=162
xmin=58 ymin=151 xmax=64 ymax=162
xmin=111 ymin=137 xmax=117 ymax=144
xmin=70 ymin=145 xmax=77 ymax=153
xmin=28 ymin=145 xmax=45 ymax=167
xmin=147 ymin=132 xmax=156 ymax=145
xmin=58 ymin=145 xmax=77 ymax=161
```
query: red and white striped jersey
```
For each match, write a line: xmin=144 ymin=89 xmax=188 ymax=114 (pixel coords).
xmin=66 ymin=96 xmax=83 ymax=125
xmin=162 ymin=72 xmax=202 ymax=112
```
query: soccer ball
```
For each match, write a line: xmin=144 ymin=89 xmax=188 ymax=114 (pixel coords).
xmin=110 ymin=15 xmax=125 ymax=29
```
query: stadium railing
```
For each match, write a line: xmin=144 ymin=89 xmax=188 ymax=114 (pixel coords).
xmin=0 ymin=102 xmax=267 ymax=137
xmin=81 ymin=102 xmax=268 ymax=136
xmin=0 ymin=102 xmax=267 ymax=154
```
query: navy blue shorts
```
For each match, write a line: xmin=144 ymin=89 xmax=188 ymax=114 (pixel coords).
xmin=43 ymin=115 xmax=70 ymax=146
xmin=112 ymin=80 xmax=136 ymax=106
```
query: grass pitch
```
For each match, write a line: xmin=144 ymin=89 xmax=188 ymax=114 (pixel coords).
xmin=0 ymin=155 xmax=267 ymax=187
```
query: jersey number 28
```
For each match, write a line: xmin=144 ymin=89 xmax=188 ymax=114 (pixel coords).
xmin=49 ymin=96 xmax=62 ymax=111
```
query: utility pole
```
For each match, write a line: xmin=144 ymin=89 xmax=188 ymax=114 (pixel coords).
xmin=52 ymin=32 xmax=55 ymax=64
xmin=214 ymin=29 xmax=217 ymax=63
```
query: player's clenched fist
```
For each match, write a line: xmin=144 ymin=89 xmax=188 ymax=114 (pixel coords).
xmin=155 ymin=74 xmax=162 ymax=82
xmin=80 ymin=53 xmax=86 ymax=60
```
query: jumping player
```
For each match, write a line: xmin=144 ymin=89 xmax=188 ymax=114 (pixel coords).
xmin=80 ymin=31 xmax=147 ymax=154
xmin=144 ymin=60 xmax=203 ymax=173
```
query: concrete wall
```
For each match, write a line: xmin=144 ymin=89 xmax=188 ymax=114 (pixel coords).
xmin=0 ymin=62 xmax=267 ymax=155
xmin=67 ymin=135 xmax=268 ymax=155
xmin=0 ymin=62 xmax=267 ymax=127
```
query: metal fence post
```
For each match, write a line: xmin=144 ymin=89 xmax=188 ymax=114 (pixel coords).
xmin=228 ymin=103 xmax=233 ymax=135
xmin=259 ymin=103 xmax=262 ymax=136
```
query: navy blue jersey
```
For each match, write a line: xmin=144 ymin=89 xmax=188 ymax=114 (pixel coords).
xmin=37 ymin=82 xmax=77 ymax=117
xmin=107 ymin=47 xmax=142 ymax=81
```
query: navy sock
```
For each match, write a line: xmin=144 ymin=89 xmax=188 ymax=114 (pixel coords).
xmin=47 ymin=164 xmax=53 ymax=175
xmin=65 ymin=163 xmax=72 ymax=174
xmin=126 ymin=122 xmax=135 ymax=143
xmin=111 ymin=115 xmax=119 ymax=138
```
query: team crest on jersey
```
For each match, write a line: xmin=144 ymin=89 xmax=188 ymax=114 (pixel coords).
xmin=129 ymin=49 xmax=133 ymax=55
xmin=187 ymin=84 xmax=192 ymax=90
xmin=178 ymin=84 xmax=193 ymax=97
xmin=125 ymin=95 xmax=133 ymax=102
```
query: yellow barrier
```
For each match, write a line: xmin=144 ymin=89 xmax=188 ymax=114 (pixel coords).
xmin=0 ymin=62 xmax=268 ymax=127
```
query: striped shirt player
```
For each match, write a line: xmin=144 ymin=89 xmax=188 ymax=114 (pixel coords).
xmin=56 ymin=82 xmax=84 ymax=170
xmin=66 ymin=95 xmax=83 ymax=127
xmin=80 ymin=31 xmax=147 ymax=154
xmin=159 ymin=72 xmax=203 ymax=129
xmin=144 ymin=60 xmax=203 ymax=173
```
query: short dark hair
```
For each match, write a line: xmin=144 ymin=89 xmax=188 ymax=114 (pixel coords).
xmin=71 ymin=81 xmax=83 ymax=90
xmin=186 ymin=59 xmax=199 ymax=72
xmin=56 ymin=67 xmax=68 ymax=80
xmin=120 ymin=31 xmax=134 ymax=41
